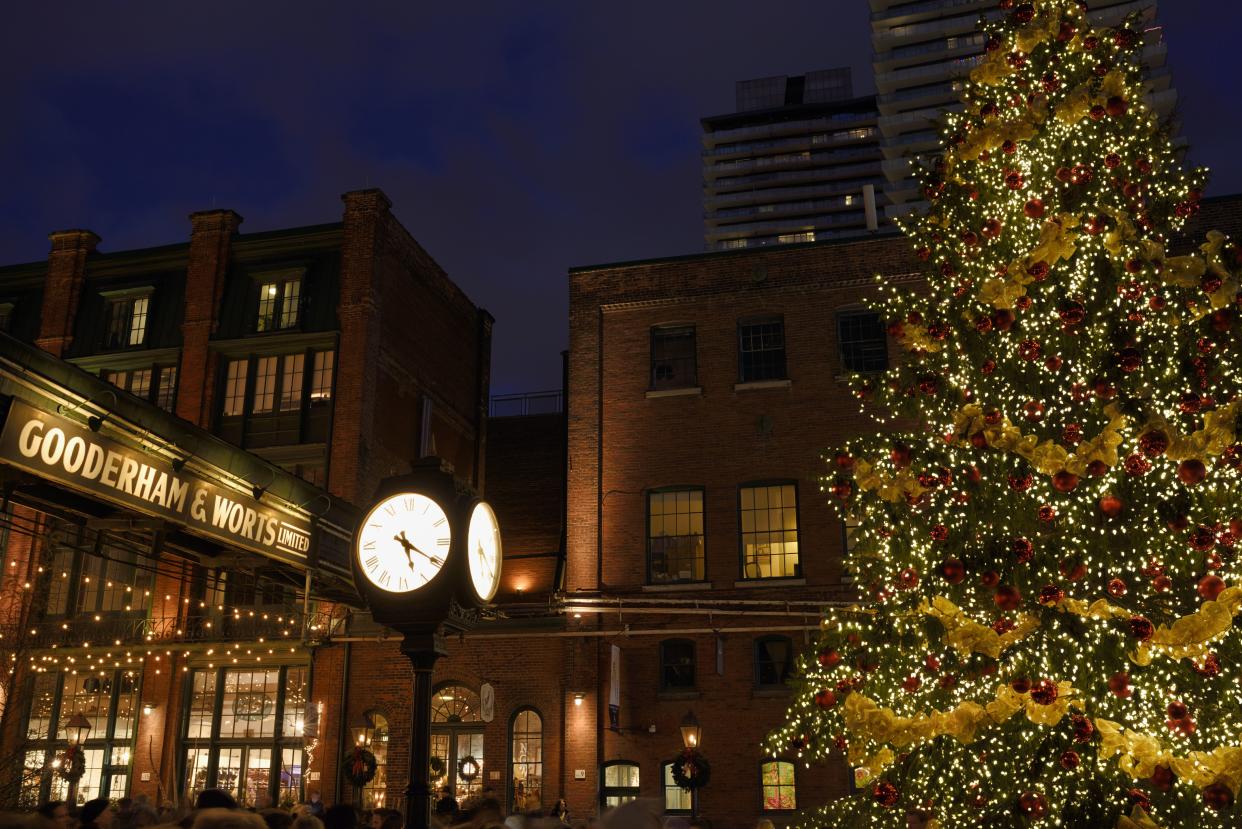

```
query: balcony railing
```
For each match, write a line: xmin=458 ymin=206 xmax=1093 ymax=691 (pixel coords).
xmin=489 ymin=390 xmax=563 ymax=417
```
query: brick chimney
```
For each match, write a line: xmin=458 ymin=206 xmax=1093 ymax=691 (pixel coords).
xmin=35 ymin=229 xmax=100 ymax=357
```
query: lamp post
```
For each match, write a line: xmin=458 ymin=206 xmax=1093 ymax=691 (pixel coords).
xmin=680 ymin=710 xmax=702 ymax=822
xmin=63 ymin=713 xmax=92 ymax=805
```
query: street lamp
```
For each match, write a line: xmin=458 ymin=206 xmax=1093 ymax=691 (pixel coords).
xmin=62 ymin=713 xmax=92 ymax=804
xmin=680 ymin=711 xmax=703 ymax=821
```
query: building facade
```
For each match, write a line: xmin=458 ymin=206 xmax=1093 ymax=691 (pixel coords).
xmin=0 ymin=190 xmax=494 ymax=809
xmin=870 ymin=0 xmax=1177 ymax=217
xmin=701 ymin=69 xmax=886 ymax=251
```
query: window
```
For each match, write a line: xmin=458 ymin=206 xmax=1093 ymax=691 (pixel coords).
xmin=659 ymin=639 xmax=695 ymax=691
xmin=359 ymin=711 xmax=389 ymax=809
xmin=650 ymin=326 xmax=697 ymax=390
xmin=761 ymin=760 xmax=797 ymax=811
xmin=647 ymin=489 xmax=704 ymax=584
xmin=740 ymin=483 xmax=800 ymax=579
xmin=600 ymin=761 xmax=640 ymax=809
xmin=662 ymin=762 xmax=692 ymax=813
xmin=738 ymin=318 xmax=786 ymax=383
xmin=837 ymin=310 xmax=888 ymax=373
xmin=182 ymin=666 xmax=307 ymax=807
xmin=41 ymin=522 xmax=152 ymax=617
xmin=431 ymin=685 xmax=485 ymax=806
xmin=310 ymin=351 xmax=334 ymax=402
xmin=776 ymin=232 xmax=814 ymax=244
xmin=252 ymin=357 xmax=278 ymax=414
xmin=510 ymin=709 xmax=543 ymax=814
xmin=755 ymin=636 xmax=794 ymax=688
xmin=20 ymin=670 xmax=138 ymax=806
xmin=104 ymin=295 xmax=150 ymax=349
xmin=279 ymin=354 xmax=305 ymax=412
xmin=224 ymin=360 xmax=249 ymax=417
xmin=101 ymin=365 xmax=176 ymax=411
xmin=256 ymin=275 xmax=303 ymax=332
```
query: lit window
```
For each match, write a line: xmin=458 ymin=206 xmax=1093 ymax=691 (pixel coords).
xmin=738 ymin=317 xmax=787 ymax=383
xmin=129 ymin=369 xmax=152 ymax=400
xmin=740 ymin=483 xmax=800 ymax=579
xmin=510 ymin=709 xmax=543 ymax=813
xmin=662 ymin=761 xmax=692 ymax=813
xmin=837 ymin=310 xmax=888 ymax=373
xmin=650 ymin=326 xmax=697 ymax=390
xmin=252 ymin=357 xmax=278 ymax=414
xmin=102 ymin=369 xmax=129 ymax=390
xmin=648 ymin=489 xmax=704 ymax=583
xmin=279 ymin=354 xmax=305 ymax=412
xmin=600 ymin=762 xmax=640 ymax=809
xmin=720 ymin=239 xmax=748 ymax=250
xmin=103 ymin=294 xmax=152 ymax=349
xmin=755 ymin=636 xmax=794 ymax=687
xmin=776 ymin=232 xmax=814 ymax=244
xmin=256 ymin=276 xmax=302 ymax=332
xmin=659 ymin=639 xmax=695 ymax=691
xmin=223 ymin=360 xmax=248 ymax=417
xmin=761 ymin=760 xmax=796 ymax=811
xmin=360 ymin=711 xmax=389 ymax=808
xmin=310 ymin=351 xmax=334 ymax=402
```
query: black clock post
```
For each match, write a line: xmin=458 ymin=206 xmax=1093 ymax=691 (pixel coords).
xmin=350 ymin=459 xmax=500 ymax=829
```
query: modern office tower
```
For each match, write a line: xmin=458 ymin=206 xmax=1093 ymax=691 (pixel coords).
xmin=701 ymin=68 xmax=888 ymax=251
xmin=870 ymin=0 xmax=1177 ymax=218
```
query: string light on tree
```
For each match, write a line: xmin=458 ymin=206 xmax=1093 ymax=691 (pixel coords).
xmin=770 ymin=1 xmax=1241 ymax=827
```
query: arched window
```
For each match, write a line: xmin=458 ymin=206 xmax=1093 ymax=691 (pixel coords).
xmin=660 ymin=761 xmax=692 ymax=813
xmin=659 ymin=639 xmax=695 ymax=690
xmin=432 ymin=685 xmax=482 ymax=723
xmin=359 ymin=710 xmax=389 ymax=808
xmin=600 ymin=761 xmax=640 ymax=808
xmin=509 ymin=708 xmax=543 ymax=814
xmin=754 ymin=635 xmax=794 ymax=688
xmin=760 ymin=760 xmax=796 ymax=811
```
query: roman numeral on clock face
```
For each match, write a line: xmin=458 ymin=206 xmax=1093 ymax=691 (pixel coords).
xmin=365 ymin=555 xmax=380 ymax=570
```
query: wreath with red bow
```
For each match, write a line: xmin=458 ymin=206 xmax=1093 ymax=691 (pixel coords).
xmin=670 ymin=748 xmax=710 ymax=790
xmin=342 ymin=746 xmax=378 ymax=787
xmin=56 ymin=744 xmax=86 ymax=783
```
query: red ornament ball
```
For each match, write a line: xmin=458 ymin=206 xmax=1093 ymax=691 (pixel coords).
xmin=1123 ymin=454 xmax=1151 ymax=476
xmin=930 ymin=524 xmax=949 ymax=542
xmin=1198 ymin=575 xmax=1226 ymax=601
xmin=1005 ymin=170 xmax=1025 ymax=190
xmin=1106 ymin=96 xmax=1128 ymax=117
xmin=981 ymin=570 xmax=1000 ymax=588
xmin=1019 ymin=792 xmax=1047 ymax=818
xmin=814 ymin=688 xmax=838 ymax=709
xmin=1167 ymin=701 xmax=1189 ymax=720
xmin=898 ymin=568 xmax=920 ymax=590
xmin=1038 ymin=584 xmax=1065 ymax=607
xmin=994 ymin=584 xmax=1022 ymax=611
xmin=1012 ymin=537 xmax=1034 ymax=564
xmin=1056 ymin=166 xmax=1073 ymax=183
xmin=1024 ymin=198 xmax=1046 ymax=218
xmin=1107 ymin=578 xmax=1127 ymax=597
xmin=1018 ymin=339 xmax=1042 ymax=361
xmin=1105 ymin=153 xmax=1122 ymax=169
xmin=1053 ymin=471 xmax=1079 ymax=492
xmin=1099 ymin=495 xmax=1124 ymax=517
xmin=1029 ymin=679 xmax=1058 ymax=705
xmin=1086 ymin=460 xmax=1109 ymax=477
xmin=1178 ymin=458 xmax=1207 ymax=485
xmin=940 ymin=558 xmax=966 ymax=584
xmin=872 ymin=780 xmax=899 ymax=809
xmin=1203 ymin=782 xmax=1234 ymax=812
xmin=817 ymin=649 xmax=841 ymax=668
xmin=1009 ymin=472 xmax=1034 ymax=491
xmin=982 ymin=218 xmax=1003 ymax=239
xmin=1150 ymin=765 xmax=1175 ymax=792
xmin=1060 ymin=750 xmax=1081 ymax=770
xmin=1072 ymin=714 xmax=1095 ymax=743
xmin=1108 ymin=672 xmax=1132 ymax=698
xmin=1129 ymin=615 xmax=1154 ymax=642
xmin=1024 ymin=401 xmax=1045 ymax=422
xmin=1011 ymin=676 xmax=1031 ymax=693
xmin=1139 ymin=430 xmax=1169 ymax=457
xmin=901 ymin=674 xmax=922 ymax=694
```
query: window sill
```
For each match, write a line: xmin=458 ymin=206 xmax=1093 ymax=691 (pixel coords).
xmin=734 ymin=379 xmax=792 ymax=391
xmin=733 ymin=578 xmax=806 ymax=588
xmin=645 ymin=387 xmax=702 ymax=399
xmin=656 ymin=689 xmax=701 ymax=701
xmin=642 ymin=582 xmax=713 ymax=593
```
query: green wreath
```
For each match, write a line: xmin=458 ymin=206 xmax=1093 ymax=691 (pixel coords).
xmin=429 ymin=756 xmax=446 ymax=779
xmin=671 ymin=748 xmax=710 ymax=791
xmin=343 ymin=746 xmax=378 ymax=787
xmin=457 ymin=755 xmax=481 ymax=783
xmin=56 ymin=745 xmax=86 ymax=783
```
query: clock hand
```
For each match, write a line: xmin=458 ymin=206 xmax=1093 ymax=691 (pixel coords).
xmin=476 ymin=542 xmax=495 ymax=578
xmin=394 ymin=532 xmax=417 ymax=570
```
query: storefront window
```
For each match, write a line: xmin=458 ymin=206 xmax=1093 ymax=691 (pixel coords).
xmin=600 ymin=761 xmax=640 ymax=808
xmin=431 ymin=685 xmax=484 ymax=806
xmin=20 ymin=670 xmax=138 ymax=806
xmin=359 ymin=711 xmax=389 ymax=808
xmin=181 ymin=665 xmax=307 ymax=807
xmin=509 ymin=709 xmax=542 ymax=814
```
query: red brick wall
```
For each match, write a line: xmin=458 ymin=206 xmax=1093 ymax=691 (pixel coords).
xmin=34 ymin=230 xmax=99 ymax=357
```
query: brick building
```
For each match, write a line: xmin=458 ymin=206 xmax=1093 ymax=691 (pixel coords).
xmin=0 ymin=189 xmax=495 ymax=809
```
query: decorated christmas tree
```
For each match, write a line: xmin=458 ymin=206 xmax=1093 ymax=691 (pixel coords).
xmin=767 ymin=1 xmax=1242 ymax=826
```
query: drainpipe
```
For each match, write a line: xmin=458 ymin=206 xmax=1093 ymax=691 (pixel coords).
xmin=332 ymin=642 xmax=351 ymax=804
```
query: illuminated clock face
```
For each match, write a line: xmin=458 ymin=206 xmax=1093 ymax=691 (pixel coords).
xmin=466 ymin=501 xmax=502 ymax=602
xmin=356 ymin=492 xmax=450 ymax=593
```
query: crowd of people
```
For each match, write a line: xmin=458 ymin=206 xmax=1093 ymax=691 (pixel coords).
xmin=0 ymin=789 xmax=727 ymax=829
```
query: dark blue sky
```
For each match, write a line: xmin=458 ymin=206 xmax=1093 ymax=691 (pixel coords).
xmin=2 ymin=2 xmax=1238 ymax=394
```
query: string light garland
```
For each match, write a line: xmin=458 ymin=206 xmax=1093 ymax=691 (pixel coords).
xmin=768 ymin=1 xmax=1241 ymax=826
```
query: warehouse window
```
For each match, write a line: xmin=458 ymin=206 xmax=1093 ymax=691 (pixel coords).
xmin=754 ymin=636 xmax=794 ymax=688
xmin=650 ymin=325 xmax=697 ymax=390
xmin=647 ymin=488 xmax=705 ymax=584
xmin=662 ymin=761 xmax=692 ymax=813
xmin=837 ymin=310 xmax=887 ymax=373
xmin=255 ymin=275 xmax=303 ymax=333
xmin=509 ymin=708 xmax=543 ymax=814
xmin=103 ymin=293 xmax=151 ymax=349
xmin=600 ymin=761 xmax=640 ymax=809
xmin=659 ymin=639 xmax=695 ymax=691
xmin=738 ymin=317 xmax=786 ymax=382
xmin=740 ymin=482 xmax=800 ymax=579
xmin=761 ymin=760 xmax=797 ymax=811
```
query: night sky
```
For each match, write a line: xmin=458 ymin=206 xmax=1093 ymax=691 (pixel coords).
xmin=2 ymin=2 xmax=1239 ymax=394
